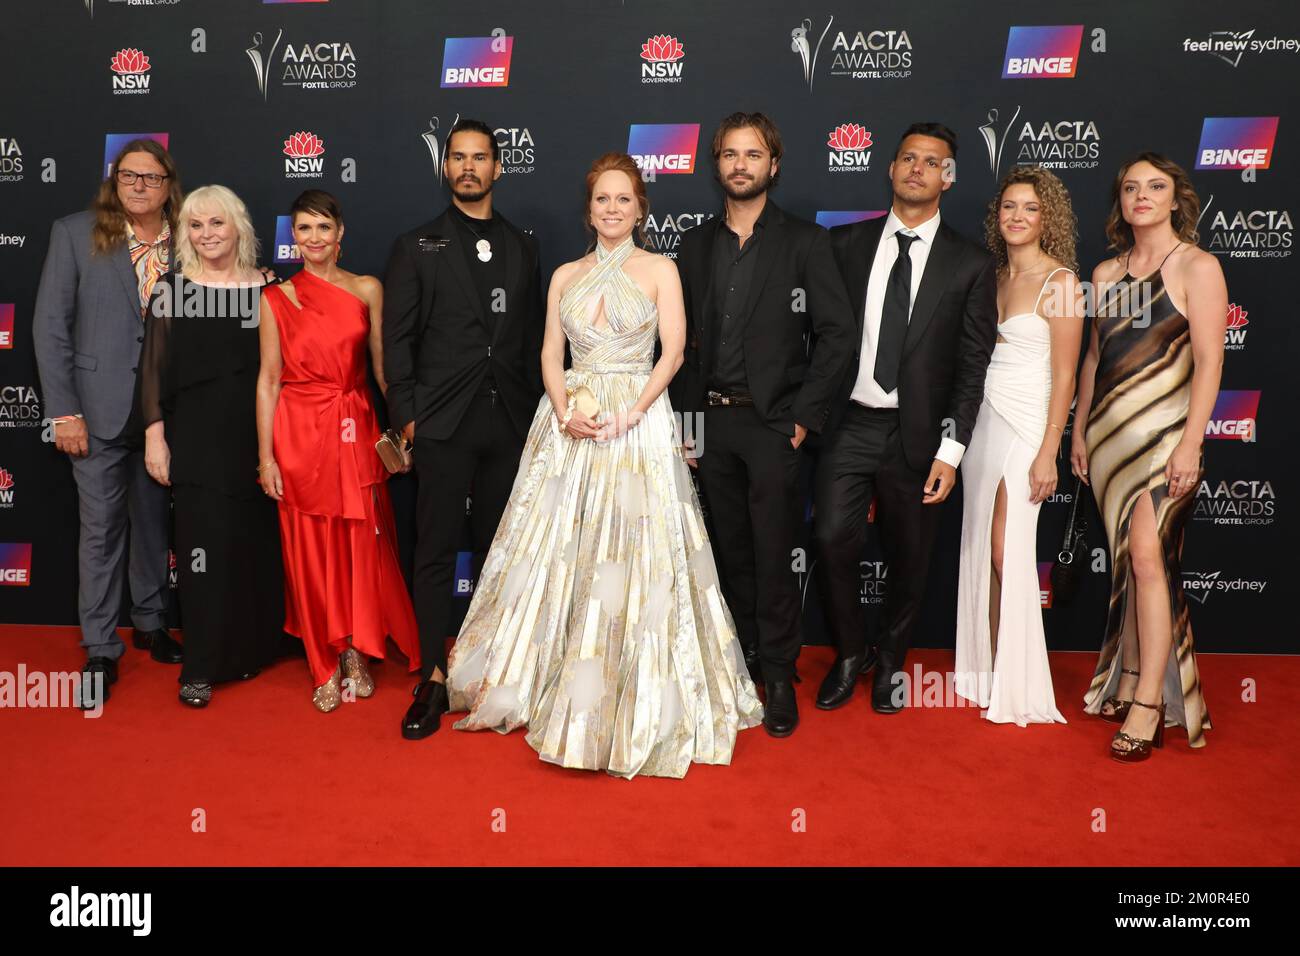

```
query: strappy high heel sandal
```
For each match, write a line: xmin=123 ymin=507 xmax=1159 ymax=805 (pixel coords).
xmin=340 ymin=647 xmax=375 ymax=698
xmin=1100 ymin=667 xmax=1140 ymax=723
xmin=1109 ymin=698 xmax=1165 ymax=763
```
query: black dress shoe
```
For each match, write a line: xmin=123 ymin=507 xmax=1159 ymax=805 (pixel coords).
xmin=762 ymin=680 xmax=799 ymax=737
xmin=815 ymin=648 xmax=878 ymax=710
xmin=80 ymin=657 xmax=117 ymax=708
xmin=133 ymin=627 xmax=183 ymax=664
xmin=402 ymin=679 xmax=450 ymax=740
xmin=871 ymin=664 xmax=904 ymax=714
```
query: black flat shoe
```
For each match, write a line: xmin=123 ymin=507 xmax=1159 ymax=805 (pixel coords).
xmin=179 ymin=682 xmax=212 ymax=707
xmin=871 ymin=664 xmax=903 ymax=714
xmin=402 ymin=679 xmax=449 ymax=740
xmin=815 ymin=648 xmax=878 ymax=710
xmin=133 ymin=627 xmax=183 ymax=664
xmin=762 ymin=680 xmax=799 ymax=737
xmin=80 ymin=657 xmax=117 ymax=709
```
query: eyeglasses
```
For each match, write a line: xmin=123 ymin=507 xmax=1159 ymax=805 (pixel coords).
xmin=116 ymin=169 xmax=169 ymax=188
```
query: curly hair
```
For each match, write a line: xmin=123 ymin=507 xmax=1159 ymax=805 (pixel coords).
xmin=583 ymin=152 xmax=648 ymax=247
xmin=984 ymin=165 xmax=1078 ymax=273
xmin=1105 ymin=151 xmax=1201 ymax=253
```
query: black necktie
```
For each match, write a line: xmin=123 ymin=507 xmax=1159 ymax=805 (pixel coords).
xmin=873 ymin=231 xmax=916 ymax=394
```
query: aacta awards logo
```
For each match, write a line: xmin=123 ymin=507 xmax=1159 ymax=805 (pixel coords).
xmin=110 ymin=48 xmax=152 ymax=95
xmin=982 ymin=108 xmax=1101 ymax=174
xmin=0 ymin=385 xmax=40 ymax=429
xmin=1002 ymin=25 xmax=1083 ymax=78
xmin=641 ymin=35 xmax=685 ymax=84
xmin=1194 ymin=477 xmax=1275 ymax=527
xmin=495 ymin=126 xmax=535 ymax=175
xmin=627 ymin=124 xmax=699 ymax=175
xmin=283 ymin=131 xmax=325 ymax=179
xmin=1199 ymin=194 xmax=1293 ymax=259
xmin=1225 ymin=303 xmax=1250 ymax=351
xmin=827 ymin=124 xmax=873 ymax=173
xmin=0 ymin=137 xmax=22 ymax=182
xmin=0 ymin=467 xmax=14 ymax=510
xmin=828 ymin=24 xmax=913 ymax=81
xmin=642 ymin=212 xmax=713 ymax=259
xmin=247 ymin=29 xmax=358 ymax=99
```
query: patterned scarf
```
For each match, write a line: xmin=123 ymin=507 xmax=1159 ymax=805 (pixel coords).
xmin=126 ymin=220 xmax=172 ymax=317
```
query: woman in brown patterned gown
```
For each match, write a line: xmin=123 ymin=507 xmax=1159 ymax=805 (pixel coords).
xmin=1070 ymin=153 xmax=1227 ymax=761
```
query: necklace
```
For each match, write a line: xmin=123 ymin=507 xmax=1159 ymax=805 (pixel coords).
xmin=459 ymin=213 xmax=494 ymax=262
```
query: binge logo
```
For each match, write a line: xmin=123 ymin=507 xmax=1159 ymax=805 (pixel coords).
xmin=814 ymin=210 xmax=886 ymax=228
xmin=1225 ymin=303 xmax=1250 ymax=350
xmin=1038 ymin=561 xmax=1053 ymax=608
xmin=454 ymin=550 xmax=474 ymax=594
xmin=1195 ymin=116 xmax=1279 ymax=170
xmin=1002 ymin=25 xmax=1084 ymax=78
xmin=110 ymin=48 xmax=151 ymax=95
xmin=1206 ymin=389 xmax=1260 ymax=441
xmin=283 ymin=130 xmax=325 ymax=178
xmin=0 ymin=467 xmax=13 ymax=508
xmin=827 ymin=123 xmax=873 ymax=172
xmin=0 ymin=304 xmax=13 ymax=349
xmin=628 ymin=123 xmax=699 ymax=175
xmin=273 ymin=216 xmax=301 ymax=264
xmin=641 ymin=34 xmax=685 ymax=84
xmin=103 ymin=132 xmax=168 ymax=179
xmin=441 ymin=36 xmax=512 ymax=88
xmin=0 ymin=542 xmax=31 ymax=586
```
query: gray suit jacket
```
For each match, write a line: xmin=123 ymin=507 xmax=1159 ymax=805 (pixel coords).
xmin=33 ymin=210 xmax=157 ymax=439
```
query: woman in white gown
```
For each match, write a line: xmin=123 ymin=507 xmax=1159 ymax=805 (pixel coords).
xmin=445 ymin=153 xmax=763 ymax=778
xmin=954 ymin=166 xmax=1084 ymax=725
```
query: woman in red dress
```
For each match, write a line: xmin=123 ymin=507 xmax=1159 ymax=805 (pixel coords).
xmin=255 ymin=190 xmax=419 ymax=711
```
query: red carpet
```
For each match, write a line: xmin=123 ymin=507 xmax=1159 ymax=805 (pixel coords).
xmin=2 ymin=624 xmax=1296 ymax=866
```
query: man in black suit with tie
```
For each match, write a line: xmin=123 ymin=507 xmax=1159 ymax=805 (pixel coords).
xmin=671 ymin=112 xmax=857 ymax=738
xmin=383 ymin=119 xmax=544 ymax=739
xmin=814 ymin=122 xmax=998 ymax=714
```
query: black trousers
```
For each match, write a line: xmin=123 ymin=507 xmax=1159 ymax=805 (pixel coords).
xmin=812 ymin=404 xmax=942 ymax=670
xmin=412 ymin=393 xmax=524 ymax=679
xmin=697 ymin=405 xmax=803 ymax=682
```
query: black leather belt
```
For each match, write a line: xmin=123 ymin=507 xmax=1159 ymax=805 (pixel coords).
xmin=706 ymin=389 xmax=753 ymax=407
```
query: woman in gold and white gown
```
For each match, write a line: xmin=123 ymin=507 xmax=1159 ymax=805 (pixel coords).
xmin=446 ymin=153 xmax=762 ymax=778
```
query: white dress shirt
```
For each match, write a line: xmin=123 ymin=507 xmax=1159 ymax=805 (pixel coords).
xmin=850 ymin=208 xmax=965 ymax=468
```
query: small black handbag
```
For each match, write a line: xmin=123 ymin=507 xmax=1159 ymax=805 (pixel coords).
xmin=1050 ymin=477 xmax=1090 ymax=605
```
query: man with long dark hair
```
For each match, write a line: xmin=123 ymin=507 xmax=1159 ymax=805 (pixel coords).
xmin=33 ymin=138 xmax=186 ymax=707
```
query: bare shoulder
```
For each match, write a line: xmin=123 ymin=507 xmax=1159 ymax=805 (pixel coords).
xmin=551 ymin=257 xmax=588 ymax=297
xmin=1091 ymin=256 xmax=1124 ymax=284
xmin=1177 ymin=245 xmax=1224 ymax=285
xmin=351 ymin=274 xmax=382 ymax=297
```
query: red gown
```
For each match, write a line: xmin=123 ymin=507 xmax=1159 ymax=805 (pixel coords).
xmin=264 ymin=270 xmax=420 ymax=686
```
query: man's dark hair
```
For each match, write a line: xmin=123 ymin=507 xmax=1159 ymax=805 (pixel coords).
xmin=710 ymin=111 xmax=783 ymax=187
xmin=895 ymin=122 xmax=958 ymax=161
xmin=446 ymin=118 xmax=500 ymax=164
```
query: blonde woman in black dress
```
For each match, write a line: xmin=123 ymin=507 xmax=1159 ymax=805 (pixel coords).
xmin=1070 ymin=153 xmax=1227 ymax=761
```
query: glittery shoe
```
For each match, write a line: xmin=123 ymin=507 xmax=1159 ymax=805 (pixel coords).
xmin=312 ymin=668 xmax=342 ymax=713
xmin=340 ymin=648 xmax=375 ymax=698
xmin=179 ymin=681 xmax=212 ymax=707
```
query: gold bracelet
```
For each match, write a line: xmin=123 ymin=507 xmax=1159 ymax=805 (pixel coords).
xmin=257 ymin=461 xmax=276 ymax=473
xmin=1047 ymin=423 xmax=1063 ymax=431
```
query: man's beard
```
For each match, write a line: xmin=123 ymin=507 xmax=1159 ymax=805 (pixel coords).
xmin=719 ymin=169 xmax=771 ymax=201
xmin=452 ymin=177 xmax=492 ymax=203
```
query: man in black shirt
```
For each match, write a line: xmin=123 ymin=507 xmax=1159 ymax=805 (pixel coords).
xmin=383 ymin=119 xmax=545 ymax=739
xmin=671 ymin=113 xmax=856 ymax=737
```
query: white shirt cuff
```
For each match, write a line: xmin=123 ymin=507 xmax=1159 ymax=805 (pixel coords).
xmin=935 ymin=437 xmax=966 ymax=469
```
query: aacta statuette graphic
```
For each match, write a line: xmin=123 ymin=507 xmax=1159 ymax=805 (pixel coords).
xmin=421 ymin=113 xmax=459 ymax=185
xmin=979 ymin=105 xmax=1021 ymax=177
xmin=247 ymin=30 xmax=284 ymax=101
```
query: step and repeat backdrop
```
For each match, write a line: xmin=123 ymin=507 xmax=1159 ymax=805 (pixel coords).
xmin=0 ymin=1 xmax=1294 ymax=653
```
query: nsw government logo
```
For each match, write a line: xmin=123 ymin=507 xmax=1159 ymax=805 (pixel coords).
xmin=0 ymin=467 xmax=13 ymax=510
xmin=110 ymin=48 xmax=152 ymax=95
xmin=441 ymin=35 xmax=512 ymax=88
xmin=827 ymin=124 xmax=872 ymax=172
xmin=641 ymin=35 xmax=685 ymax=84
xmin=1002 ymin=25 xmax=1083 ymax=78
xmin=283 ymin=131 xmax=325 ymax=179
xmin=273 ymin=216 xmax=302 ymax=264
xmin=628 ymin=124 xmax=699 ymax=176
xmin=1195 ymin=116 xmax=1278 ymax=170
xmin=1224 ymin=303 xmax=1250 ymax=350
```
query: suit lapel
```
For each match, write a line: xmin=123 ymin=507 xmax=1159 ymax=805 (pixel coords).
xmin=902 ymin=224 xmax=958 ymax=359
xmin=694 ymin=218 xmax=723 ymax=373
xmin=114 ymin=243 xmax=141 ymax=315
xmin=493 ymin=218 xmax=522 ymax=345
xmin=850 ymin=218 xmax=886 ymax=342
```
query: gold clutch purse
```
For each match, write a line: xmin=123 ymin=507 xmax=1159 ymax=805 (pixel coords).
xmin=566 ymin=384 xmax=602 ymax=420
xmin=375 ymin=428 xmax=412 ymax=474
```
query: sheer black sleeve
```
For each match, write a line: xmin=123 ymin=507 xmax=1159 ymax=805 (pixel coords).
xmin=139 ymin=278 xmax=174 ymax=427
